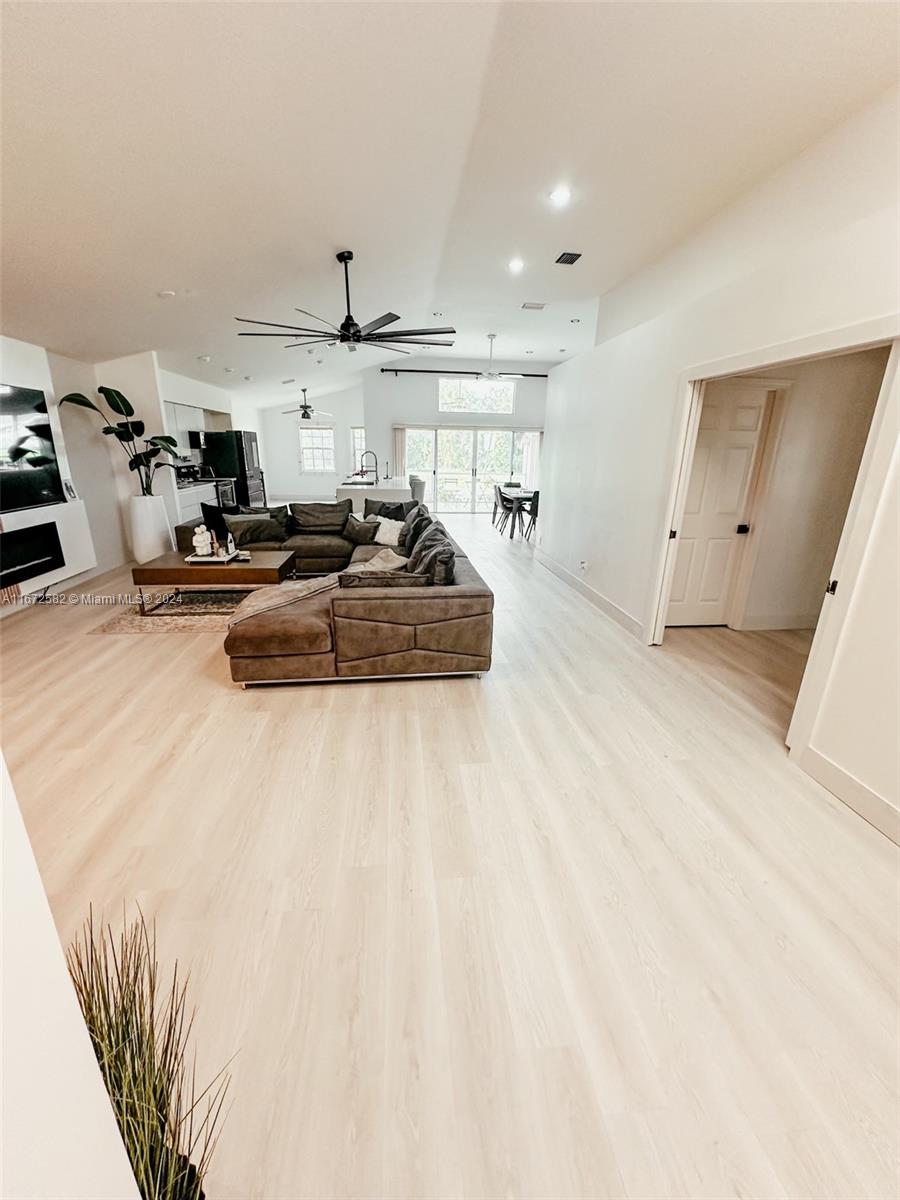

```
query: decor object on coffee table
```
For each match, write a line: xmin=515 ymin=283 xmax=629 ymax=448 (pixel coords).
xmin=59 ymin=387 xmax=180 ymax=563
xmin=67 ymin=908 xmax=230 ymax=1200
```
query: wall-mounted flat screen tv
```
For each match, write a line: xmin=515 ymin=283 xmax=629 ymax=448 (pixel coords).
xmin=0 ymin=385 xmax=66 ymax=512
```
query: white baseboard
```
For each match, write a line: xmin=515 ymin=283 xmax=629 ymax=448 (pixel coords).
xmin=734 ymin=612 xmax=819 ymax=631
xmin=792 ymin=745 xmax=899 ymax=844
xmin=535 ymin=548 xmax=643 ymax=639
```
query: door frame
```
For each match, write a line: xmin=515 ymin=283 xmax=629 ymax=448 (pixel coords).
xmin=647 ymin=315 xmax=900 ymax=645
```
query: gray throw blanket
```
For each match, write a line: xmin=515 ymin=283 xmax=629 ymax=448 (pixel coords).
xmin=227 ymin=548 xmax=408 ymax=627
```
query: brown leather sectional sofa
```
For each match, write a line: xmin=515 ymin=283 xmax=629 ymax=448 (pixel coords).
xmin=184 ymin=504 xmax=494 ymax=685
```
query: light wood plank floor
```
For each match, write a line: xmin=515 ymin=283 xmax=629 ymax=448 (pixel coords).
xmin=1 ymin=515 xmax=897 ymax=1199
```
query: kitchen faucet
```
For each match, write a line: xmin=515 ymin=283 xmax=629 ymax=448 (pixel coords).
xmin=359 ymin=450 xmax=379 ymax=482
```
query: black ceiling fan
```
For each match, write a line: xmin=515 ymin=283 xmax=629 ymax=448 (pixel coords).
xmin=236 ymin=250 xmax=456 ymax=355
xmin=282 ymin=388 xmax=332 ymax=421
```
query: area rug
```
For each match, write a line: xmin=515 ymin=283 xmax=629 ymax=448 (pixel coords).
xmin=91 ymin=590 xmax=251 ymax=634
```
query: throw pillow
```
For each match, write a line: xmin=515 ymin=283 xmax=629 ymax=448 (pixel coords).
xmin=223 ymin=514 xmax=284 ymax=547
xmin=241 ymin=504 xmax=289 ymax=535
xmin=406 ymin=520 xmax=448 ymax=574
xmin=288 ymin=500 xmax=352 ymax=535
xmin=400 ymin=504 xmax=430 ymax=553
xmin=338 ymin=571 xmax=431 ymax=589
xmin=200 ymin=501 xmax=240 ymax=541
xmin=344 ymin=513 xmax=378 ymax=545
xmin=373 ymin=516 xmax=405 ymax=547
xmin=363 ymin=498 xmax=419 ymax=521
xmin=414 ymin=538 xmax=455 ymax=585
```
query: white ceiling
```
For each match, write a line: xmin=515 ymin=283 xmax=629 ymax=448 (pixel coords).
xmin=2 ymin=2 xmax=897 ymax=400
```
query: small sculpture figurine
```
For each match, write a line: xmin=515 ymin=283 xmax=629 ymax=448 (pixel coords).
xmin=192 ymin=524 xmax=213 ymax=558
xmin=225 ymin=530 xmax=236 ymax=555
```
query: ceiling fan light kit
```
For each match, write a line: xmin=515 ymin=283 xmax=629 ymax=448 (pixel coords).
xmin=237 ymin=250 xmax=456 ymax=356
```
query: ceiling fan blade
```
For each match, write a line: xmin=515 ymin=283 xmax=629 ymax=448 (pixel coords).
xmin=315 ymin=410 xmax=334 ymax=418
xmin=373 ymin=344 xmax=412 ymax=355
xmin=238 ymin=332 xmax=330 ymax=339
xmin=363 ymin=338 xmax=454 ymax=348
xmin=283 ymin=338 xmax=335 ymax=348
xmin=500 ymin=373 xmax=525 ymax=379
xmin=236 ymin=318 xmax=328 ymax=335
xmin=294 ymin=307 xmax=340 ymax=332
xmin=358 ymin=312 xmax=400 ymax=336
xmin=366 ymin=326 xmax=456 ymax=339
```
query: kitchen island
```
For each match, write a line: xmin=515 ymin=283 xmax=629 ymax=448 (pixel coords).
xmin=335 ymin=481 xmax=414 ymax=512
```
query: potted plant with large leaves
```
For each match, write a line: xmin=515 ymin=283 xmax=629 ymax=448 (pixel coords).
xmin=60 ymin=387 xmax=180 ymax=562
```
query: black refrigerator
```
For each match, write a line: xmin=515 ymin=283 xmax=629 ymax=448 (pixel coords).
xmin=201 ymin=431 xmax=266 ymax=507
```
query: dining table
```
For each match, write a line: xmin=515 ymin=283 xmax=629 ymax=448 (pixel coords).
xmin=500 ymin=486 xmax=535 ymax=539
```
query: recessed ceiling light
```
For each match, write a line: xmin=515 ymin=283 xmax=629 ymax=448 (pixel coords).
xmin=433 ymin=311 xmax=443 ymax=317
xmin=508 ymin=256 xmax=524 ymax=275
xmin=521 ymin=301 xmax=546 ymax=310
xmin=157 ymin=289 xmax=176 ymax=298
xmin=549 ymin=183 xmax=572 ymax=208
xmin=559 ymin=349 xmax=567 ymax=353
xmin=196 ymin=354 xmax=211 ymax=363
xmin=223 ymin=367 xmax=234 ymax=374
xmin=526 ymin=350 xmax=534 ymax=355
xmin=243 ymin=375 xmax=253 ymax=382
xmin=316 ymin=359 xmax=323 ymax=365
xmin=570 ymin=318 xmax=581 ymax=324
xmin=282 ymin=378 xmax=295 ymax=385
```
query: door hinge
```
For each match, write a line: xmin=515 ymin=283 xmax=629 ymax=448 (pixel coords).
xmin=669 ymin=529 xmax=677 ymax=539
xmin=736 ymin=523 xmax=750 ymax=535
xmin=825 ymin=579 xmax=838 ymax=595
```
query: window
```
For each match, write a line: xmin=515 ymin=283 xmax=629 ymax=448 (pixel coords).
xmin=438 ymin=377 xmax=515 ymax=415
xmin=298 ymin=426 xmax=335 ymax=473
xmin=350 ymin=426 xmax=366 ymax=466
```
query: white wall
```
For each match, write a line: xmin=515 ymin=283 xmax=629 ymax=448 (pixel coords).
xmin=738 ymin=347 xmax=888 ymax=629
xmin=363 ymin=356 xmax=548 ymax=477
xmin=156 ymin=369 xmax=233 ymax=416
xmin=47 ymin=352 xmax=130 ymax=575
xmin=260 ymin=384 xmax=363 ymax=500
xmin=540 ymin=87 xmax=900 ymax=636
xmin=92 ymin=350 xmax=179 ymax=530
xmin=2 ymin=753 xmax=140 ymax=1198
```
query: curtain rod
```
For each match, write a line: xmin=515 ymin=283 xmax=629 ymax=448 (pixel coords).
xmin=379 ymin=368 xmax=549 ymax=379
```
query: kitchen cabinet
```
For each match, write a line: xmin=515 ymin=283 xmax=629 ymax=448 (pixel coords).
xmin=176 ymin=482 xmax=217 ymax=525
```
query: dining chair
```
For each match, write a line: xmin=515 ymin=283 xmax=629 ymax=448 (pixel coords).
xmin=522 ymin=490 xmax=540 ymax=540
xmin=495 ymin=485 xmax=515 ymax=534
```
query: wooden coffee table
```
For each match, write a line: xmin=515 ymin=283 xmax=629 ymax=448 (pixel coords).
xmin=131 ymin=550 xmax=294 ymax=615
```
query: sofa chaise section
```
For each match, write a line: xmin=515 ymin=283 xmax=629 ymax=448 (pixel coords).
xmin=224 ymin=556 xmax=493 ymax=684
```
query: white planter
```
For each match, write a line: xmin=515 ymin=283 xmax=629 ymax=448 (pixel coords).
xmin=128 ymin=494 xmax=174 ymax=564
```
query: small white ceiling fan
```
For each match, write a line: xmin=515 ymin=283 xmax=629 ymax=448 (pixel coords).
xmin=282 ymin=388 xmax=333 ymax=420
xmin=478 ymin=333 xmax=523 ymax=380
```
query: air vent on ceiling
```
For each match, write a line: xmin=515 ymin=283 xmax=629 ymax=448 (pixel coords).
xmin=555 ymin=251 xmax=582 ymax=265
xmin=521 ymin=302 xmax=546 ymax=310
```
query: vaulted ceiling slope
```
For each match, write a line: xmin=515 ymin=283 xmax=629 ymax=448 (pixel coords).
xmin=2 ymin=2 xmax=897 ymax=397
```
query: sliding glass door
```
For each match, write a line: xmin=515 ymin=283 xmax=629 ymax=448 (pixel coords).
xmin=475 ymin=430 xmax=514 ymax=511
xmin=403 ymin=427 xmax=541 ymax=512
xmin=406 ymin=428 xmax=436 ymax=506
xmin=436 ymin=428 xmax=475 ymax=512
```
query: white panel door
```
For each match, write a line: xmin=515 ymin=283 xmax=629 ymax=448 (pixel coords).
xmin=667 ymin=382 xmax=768 ymax=626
